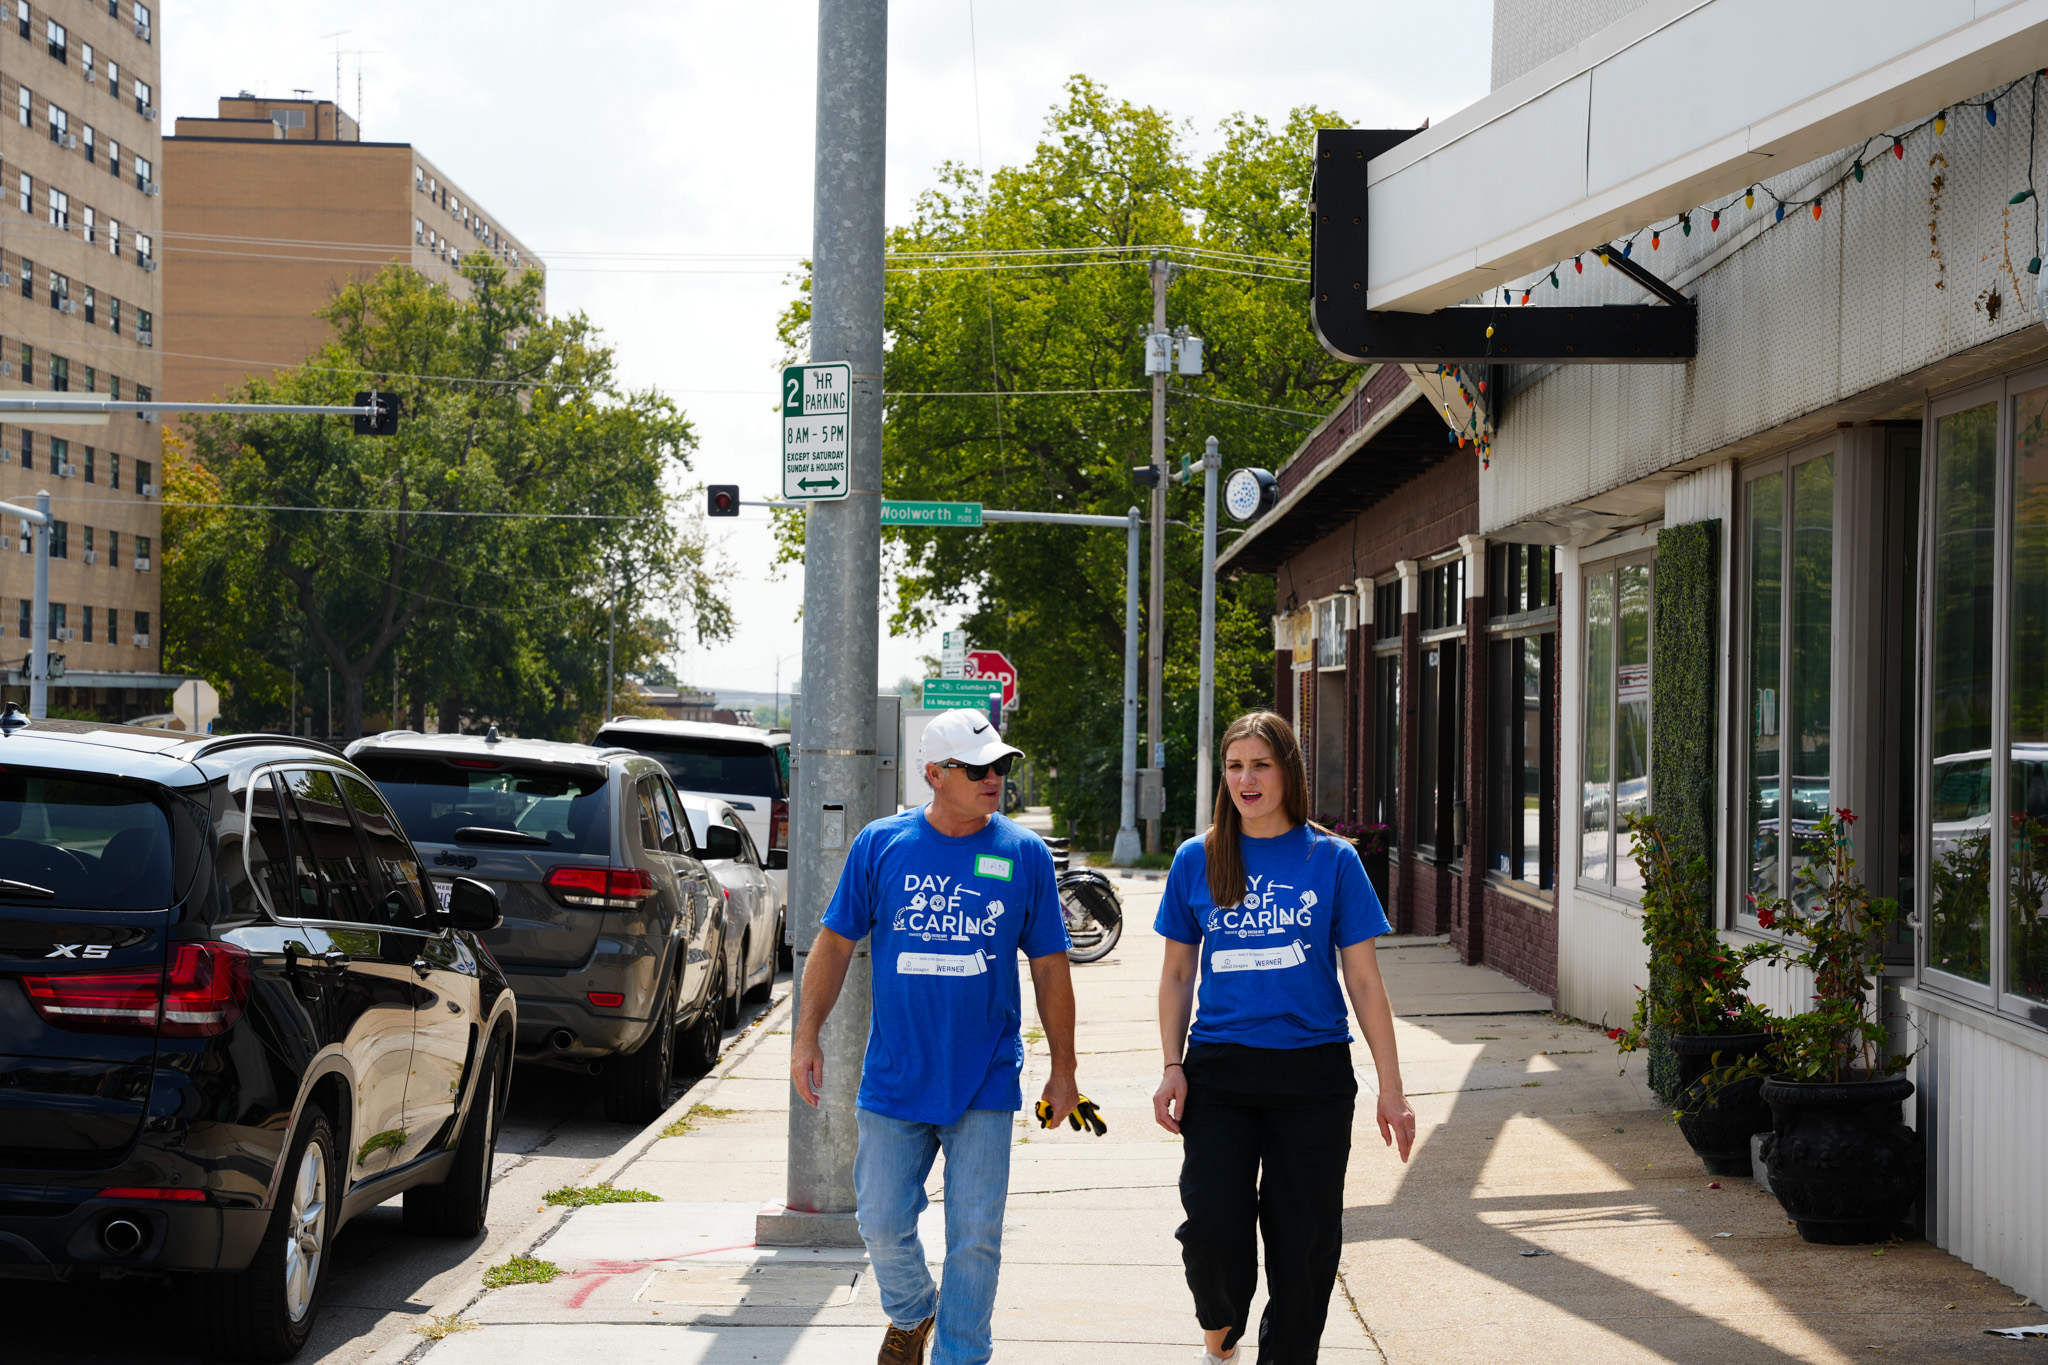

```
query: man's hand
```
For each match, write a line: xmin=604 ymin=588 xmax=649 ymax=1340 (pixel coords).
xmin=1152 ymin=1066 xmax=1188 ymax=1135
xmin=791 ymin=1031 xmax=824 ymax=1108
xmin=1377 ymin=1090 xmax=1417 ymax=1162
xmin=1038 ymin=1066 xmax=1079 ymax=1130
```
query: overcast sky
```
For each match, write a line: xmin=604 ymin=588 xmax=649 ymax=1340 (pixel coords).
xmin=165 ymin=2 xmax=1491 ymax=698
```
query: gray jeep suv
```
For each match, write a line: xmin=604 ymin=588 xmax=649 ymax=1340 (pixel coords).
xmin=346 ymin=731 xmax=726 ymax=1123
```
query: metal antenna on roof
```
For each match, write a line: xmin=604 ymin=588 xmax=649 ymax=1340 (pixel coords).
xmin=485 ymin=723 xmax=501 ymax=744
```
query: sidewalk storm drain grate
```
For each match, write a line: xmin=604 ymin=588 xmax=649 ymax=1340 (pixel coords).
xmin=638 ymin=1264 xmax=861 ymax=1308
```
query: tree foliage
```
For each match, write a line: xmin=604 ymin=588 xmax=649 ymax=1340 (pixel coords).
xmin=780 ymin=78 xmax=1355 ymax=838
xmin=165 ymin=257 xmax=729 ymax=740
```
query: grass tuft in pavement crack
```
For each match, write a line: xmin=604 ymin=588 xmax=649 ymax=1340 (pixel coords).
xmin=416 ymin=1313 xmax=481 ymax=1339
xmin=661 ymin=1103 xmax=739 ymax=1138
xmin=482 ymin=1255 xmax=561 ymax=1288
xmin=543 ymin=1182 xmax=662 ymax=1207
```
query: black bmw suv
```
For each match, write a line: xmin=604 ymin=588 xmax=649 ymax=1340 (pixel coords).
xmin=0 ymin=711 xmax=513 ymax=1361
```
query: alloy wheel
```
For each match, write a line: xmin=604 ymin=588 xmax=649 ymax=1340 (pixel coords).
xmin=283 ymin=1139 xmax=327 ymax=1323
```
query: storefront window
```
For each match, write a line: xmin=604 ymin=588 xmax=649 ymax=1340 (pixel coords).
xmin=2007 ymin=385 xmax=2048 ymax=1003
xmin=1744 ymin=452 xmax=1834 ymax=914
xmin=1374 ymin=653 xmax=1400 ymax=832
xmin=1491 ymin=633 xmax=1556 ymax=887
xmin=1929 ymin=402 xmax=1996 ymax=985
xmin=1581 ymin=558 xmax=1651 ymax=893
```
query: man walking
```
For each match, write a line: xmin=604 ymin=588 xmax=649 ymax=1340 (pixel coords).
xmin=792 ymin=708 xmax=1078 ymax=1365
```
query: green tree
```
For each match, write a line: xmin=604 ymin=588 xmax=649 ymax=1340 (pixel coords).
xmin=166 ymin=257 xmax=730 ymax=740
xmin=780 ymin=78 xmax=1353 ymax=839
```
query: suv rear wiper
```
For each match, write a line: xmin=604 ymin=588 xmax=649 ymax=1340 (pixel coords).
xmin=0 ymin=878 xmax=56 ymax=899
xmin=452 ymin=826 xmax=552 ymax=848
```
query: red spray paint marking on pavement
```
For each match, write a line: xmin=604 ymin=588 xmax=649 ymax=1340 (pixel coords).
xmin=554 ymin=1242 xmax=761 ymax=1310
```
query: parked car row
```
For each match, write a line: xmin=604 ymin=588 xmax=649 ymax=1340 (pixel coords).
xmin=0 ymin=711 xmax=787 ymax=1361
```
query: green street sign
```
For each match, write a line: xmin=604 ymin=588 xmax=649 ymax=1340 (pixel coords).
xmin=922 ymin=678 xmax=1002 ymax=708
xmin=881 ymin=501 xmax=983 ymax=528
xmin=781 ymin=362 xmax=851 ymax=501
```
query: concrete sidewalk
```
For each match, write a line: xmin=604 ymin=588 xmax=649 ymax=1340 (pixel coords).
xmin=408 ymin=876 xmax=2040 ymax=1364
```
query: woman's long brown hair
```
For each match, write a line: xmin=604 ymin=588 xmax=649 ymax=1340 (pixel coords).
xmin=1203 ymin=710 xmax=1310 ymax=909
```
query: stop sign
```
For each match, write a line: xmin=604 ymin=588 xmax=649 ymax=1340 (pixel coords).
xmin=966 ymin=649 xmax=1018 ymax=708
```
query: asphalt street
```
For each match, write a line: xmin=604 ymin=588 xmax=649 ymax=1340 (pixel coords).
xmin=0 ymin=977 xmax=791 ymax=1365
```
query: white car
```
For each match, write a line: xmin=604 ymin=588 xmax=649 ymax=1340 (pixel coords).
xmin=678 ymin=794 xmax=786 ymax=1015
xmin=595 ymin=719 xmax=790 ymax=896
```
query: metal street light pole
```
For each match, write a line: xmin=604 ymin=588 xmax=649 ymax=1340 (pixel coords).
xmin=3 ymin=491 xmax=55 ymax=718
xmin=1196 ymin=436 xmax=1219 ymax=831
xmin=1113 ymin=506 xmax=1143 ymax=865
xmin=1146 ymin=257 xmax=1168 ymax=854
xmin=771 ymin=0 xmax=885 ymax=1248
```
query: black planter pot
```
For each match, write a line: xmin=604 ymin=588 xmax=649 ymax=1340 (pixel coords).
xmin=1362 ymin=848 xmax=1390 ymax=907
xmin=1759 ymin=1074 xmax=1924 ymax=1245
xmin=1670 ymin=1031 xmax=1774 ymax=1175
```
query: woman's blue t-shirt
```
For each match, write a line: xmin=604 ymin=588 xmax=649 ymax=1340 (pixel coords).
xmin=1154 ymin=824 xmax=1391 ymax=1050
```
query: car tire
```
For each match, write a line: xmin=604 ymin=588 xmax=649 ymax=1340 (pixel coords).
xmin=721 ymin=936 xmax=744 ymax=1028
xmin=603 ymin=973 xmax=677 ymax=1125
xmin=745 ymin=923 xmax=775 ymax=1005
xmin=194 ymin=1109 xmax=336 ymax=1362
xmin=776 ymin=911 xmax=793 ymax=973
xmin=403 ymin=1047 xmax=500 ymax=1238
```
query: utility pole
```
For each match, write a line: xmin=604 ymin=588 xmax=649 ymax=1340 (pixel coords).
xmin=1196 ymin=435 xmax=1219 ymax=831
xmin=763 ymin=0 xmax=884 ymax=1249
xmin=1112 ymin=507 xmax=1143 ymax=865
xmin=28 ymin=491 xmax=49 ymax=718
xmin=1146 ymin=257 xmax=1168 ymax=854
xmin=604 ymin=554 xmax=617 ymax=721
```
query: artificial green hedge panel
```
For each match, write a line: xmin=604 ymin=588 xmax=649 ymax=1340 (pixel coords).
xmin=1647 ymin=519 xmax=1720 ymax=1100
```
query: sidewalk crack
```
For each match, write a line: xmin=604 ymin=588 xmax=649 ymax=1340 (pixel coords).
xmin=1335 ymin=1266 xmax=1391 ymax=1364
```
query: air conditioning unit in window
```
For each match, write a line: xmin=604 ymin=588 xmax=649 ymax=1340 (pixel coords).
xmin=141 ymin=105 xmax=158 ymax=122
xmin=141 ymin=482 xmax=157 ymax=497
xmin=55 ymin=627 xmax=72 ymax=641
xmin=0 ymin=272 xmax=15 ymax=288
xmin=57 ymin=461 xmax=76 ymax=477
xmin=132 ymin=632 xmax=149 ymax=647
xmin=135 ymin=21 xmax=150 ymax=40
xmin=141 ymin=258 xmax=157 ymax=271
xmin=58 ymin=133 xmax=75 ymax=149
xmin=0 ymin=361 xmax=10 ymax=377
xmin=135 ymin=556 xmax=150 ymax=571
xmin=57 ymin=298 xmax=75 ymax=314
xmin=82 ymin=549 xmax=96 ymax=564
xmin=142 ymin=180 xmax=159 ymax=195
xmin=137 ymin=330 xmax=152 ymax=346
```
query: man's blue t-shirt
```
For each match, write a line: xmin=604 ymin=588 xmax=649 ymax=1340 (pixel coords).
xmin=1154 ymin=824 xmax=1391 ymax=1049
xmin=821 ymin=808 xmax=1070 ymax=1125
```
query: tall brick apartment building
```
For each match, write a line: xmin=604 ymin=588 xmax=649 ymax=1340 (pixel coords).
xmin=1219 ymin=364 xmax=1562 ymax=1003
xmin=162 ymin=92 xmax=539 ymax=402
xmin=0 ymin=0 xmax=170 ymax=716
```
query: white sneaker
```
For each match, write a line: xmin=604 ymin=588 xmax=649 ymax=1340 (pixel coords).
xmin=1200 ymin=1353 xmax=1237 ymax=1365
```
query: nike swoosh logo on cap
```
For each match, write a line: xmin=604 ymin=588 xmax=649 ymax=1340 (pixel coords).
xmin=972 ymin=723 xmax=990 ymax=734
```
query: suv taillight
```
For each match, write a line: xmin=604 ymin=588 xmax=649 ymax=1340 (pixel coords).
xmin=21 ymin=942 xmax=250 ymax=1038
xmin=544 ymin=865 xmax=657 ymax=908
xmin=770 ymin=798 xmax=788 ymax=851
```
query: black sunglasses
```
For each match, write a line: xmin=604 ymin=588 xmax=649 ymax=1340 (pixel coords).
xmin=938 ymin=753 xmax=1015 ymax=781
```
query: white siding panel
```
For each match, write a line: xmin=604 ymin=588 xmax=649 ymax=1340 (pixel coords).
xmin=1558 ymin=886 xmax=1649 ymax=1027
xmin=1908 ymin=996 xmax=2048 ymax=1308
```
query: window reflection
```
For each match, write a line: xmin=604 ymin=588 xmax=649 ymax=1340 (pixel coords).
xmin=1583 ymin=571 xmax=1613 ymax=882
xmin=1930 ymin=401 xmax=1997 ymax=983
xmin=1747 ymin=472 xmax=1784 ymax=904
xmin=1616 ymin=563 xmax=1652 ymax=894
xmin=1788 ymin=456 xmax=1834 ymax=907
xmin=2009 ymin=385 xmax=2048 ymax=1001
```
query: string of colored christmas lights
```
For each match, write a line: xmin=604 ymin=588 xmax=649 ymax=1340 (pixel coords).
xmin=1494 ymin=71 xmax=2047 ymax=311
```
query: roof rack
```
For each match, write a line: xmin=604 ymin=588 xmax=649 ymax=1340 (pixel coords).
xmin=191 ymin=732 xmax=347 ymax=761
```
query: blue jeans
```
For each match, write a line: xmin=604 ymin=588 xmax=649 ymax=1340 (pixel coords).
xmin=854 ymin=1106 xmax=1012 ymax=1365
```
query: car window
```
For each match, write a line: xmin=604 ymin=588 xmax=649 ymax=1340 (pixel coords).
xmin=0 ymin=768 xmax=175 ymax=911
xmin=280 ymin=769 xmax=377 ymax=925
xmin=656 ymin=778 xmax=697 ymax=855
xmin=356 ymin=757 xmax=611 ymax=855
xmin=721 ymin=813 xmax=758 ymax=866
xmin=244 ymin=774 xmax=300 ymax=916
xmin=602 ymin=733 xmax=783 ymax=798
xmin=338 ymin=773 xmax=428 ymax=924
xmin=635 ymin=776 xmax=671 ymax=853
xmin=773 ymin=744 xmax=790 ymax=795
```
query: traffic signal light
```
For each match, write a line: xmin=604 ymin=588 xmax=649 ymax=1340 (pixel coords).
xmin=352 ymin=391 xmax=400 ymax=437
xmin=707 ymin=484 xmax=740 ymax=517
xmin=1131 ymin=464 xmax=1162 ymax=489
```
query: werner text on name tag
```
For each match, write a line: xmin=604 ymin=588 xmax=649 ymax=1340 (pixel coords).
xmin=1211 ymin=941 xmax=1307 ymax=973
xmin=898 ymin=950 xmax=989 ymax=977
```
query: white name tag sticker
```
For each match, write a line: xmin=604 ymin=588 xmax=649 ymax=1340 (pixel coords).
xmin=898 ymin=950 xmax=989 ymax=977
xmin=974 ymin=855 xmax=1013 ymax=881
xmin=1212 ymin=941 xmax=1307 ymax=973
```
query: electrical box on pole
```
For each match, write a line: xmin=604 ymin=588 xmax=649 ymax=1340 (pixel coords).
xmin=351 ymin=390 xmax=399 ymax=436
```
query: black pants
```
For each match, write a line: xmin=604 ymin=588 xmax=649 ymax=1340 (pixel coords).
xmin=1176 ymin=1041 xmax=1356 ymax=1364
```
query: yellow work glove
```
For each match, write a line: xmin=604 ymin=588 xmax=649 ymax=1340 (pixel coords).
xmin=1035 ymin=1095 xmax=1108 ymax=1136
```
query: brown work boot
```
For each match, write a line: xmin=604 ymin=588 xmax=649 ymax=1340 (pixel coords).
xmin=878 ymin=1314 xmax=935 ymax=1364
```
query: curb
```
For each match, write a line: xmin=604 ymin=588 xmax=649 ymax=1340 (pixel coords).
xmin=364 ymin=988 xmax=795 ymax=1364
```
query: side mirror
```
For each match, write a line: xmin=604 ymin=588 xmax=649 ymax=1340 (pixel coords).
xmin=448 ymin=877 xmax=502 ymax=932
xmin=703 ymin=824 xmax=744 ymax=861
xmin=765 ymin=848 xmax=789 ymax=871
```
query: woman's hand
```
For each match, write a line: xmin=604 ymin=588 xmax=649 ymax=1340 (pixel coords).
xmin=1153 ymin=1065 xmax=1189 ymax=1134
xmin=1377 ymin=1090 xmax=1417 ymax=1162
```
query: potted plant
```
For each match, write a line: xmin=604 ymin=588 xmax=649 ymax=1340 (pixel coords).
xmin=1608 ymin=813 xmax=1779 ymax=1174
xmin=1332 ymin=819 xmax=1392 ymax=905
xmin=1733 ymin=809 xmax=1922 ymax=1244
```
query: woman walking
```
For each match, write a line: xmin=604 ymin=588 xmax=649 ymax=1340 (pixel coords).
xmin=1153 ymin=711 xmax=1416 ymax=1364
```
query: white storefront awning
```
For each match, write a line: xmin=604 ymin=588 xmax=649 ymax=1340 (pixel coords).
xmin=1368 ymin=0 xmax=2048 ymax=312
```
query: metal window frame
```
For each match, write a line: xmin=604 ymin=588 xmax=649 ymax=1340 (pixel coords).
xmin=1574 ymin=549 xmax=1655 ymax=899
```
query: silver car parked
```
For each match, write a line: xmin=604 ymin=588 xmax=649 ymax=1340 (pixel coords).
xmin=678 ymin=793 xmax=785 ymax=1018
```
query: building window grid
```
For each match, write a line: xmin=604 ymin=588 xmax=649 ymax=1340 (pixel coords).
xmin=1579 ymin=555 xmax=1654 ymax=895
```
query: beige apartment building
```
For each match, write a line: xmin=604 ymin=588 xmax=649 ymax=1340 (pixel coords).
xmin=163 ymin=93 xmax=539 ymax=403
xmin=0 ymin=0 xmax=169 ymax=716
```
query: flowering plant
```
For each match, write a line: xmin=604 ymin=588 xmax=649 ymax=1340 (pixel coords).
xmin=1741 ymin=809 xmax=1911 ymax=1084
xmin=1609 ymin=812 xmax=1775 ymax=1058
xmin=1329 ymin=819 xmax=1390 ymax=858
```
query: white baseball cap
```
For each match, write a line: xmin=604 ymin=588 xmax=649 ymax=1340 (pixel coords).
xmin=920 ymin=707 xmax=1023 ymax=768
